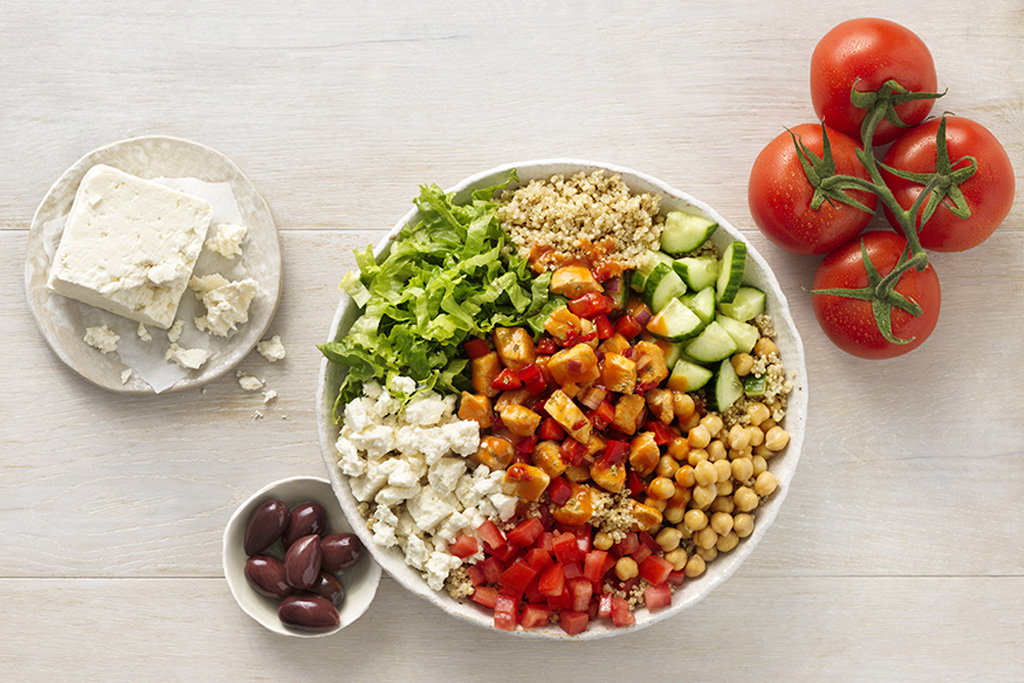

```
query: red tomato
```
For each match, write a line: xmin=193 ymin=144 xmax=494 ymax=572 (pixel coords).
xmin=881 ymin=117 xmax=1015 ymax=252
xmin=810 ymin=18 xmax=937 ymax=145
xmin=749 ymin=124 xmax=878 ymax=254
xmin=812 ymin=231 xmax=941 ymax=359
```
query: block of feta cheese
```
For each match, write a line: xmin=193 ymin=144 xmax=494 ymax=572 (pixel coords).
xmin=47 ymin=165 xmax=212 ymax=329
xmin=190 ymin=273 xmax=260 ymax=337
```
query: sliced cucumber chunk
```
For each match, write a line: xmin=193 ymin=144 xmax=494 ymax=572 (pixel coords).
xmin=660 ymin=211 xmax=718 ymax=255
xmin=667 ymin=358 xmax=714 ymax=393
xmin=683 ymin=286 xmax=716 ymax=325
xmin=643 ymin=264 xmax=688 ymax=313
xmin=654 ymin=339 xmax=685 ymax=369
xmin=717 ymin=286 xmax=766 ymax=322
xmin=684 ymin=321 xmax=738 ymax=364
xmin=646 ymin=297 xmax=706 ymax=342
xmin=606 ymin=272 xmax=631 ymax=312
xmin=631 ymin=250 xmax=672 ymax=293
xmin=716 ymin=241 xmax=747 ymax=304
xmin=716 ymin=314 xmax=758 ymax=354
xmin=743 ymin=374 xmax=766 ymax=398
xmin=708 ymin=358 xmax=744 ymax=412
xmin=673 ymin=256 xmax=719 ymax=291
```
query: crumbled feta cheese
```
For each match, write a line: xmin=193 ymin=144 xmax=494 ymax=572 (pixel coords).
xmin=391 ymin=375 xmax=416 ymax=394
xmin=362 ymin=381 xmax=383 ymax=399
xmin=371 ymin=505 xmax=399 ymax=548
xmin=262 ymin=389 xmax=277 ymax=404
xmin=190 ymin=273 xmax=259 ymax=337
xmin=375 ymin=484 xmax=419 ymax=508
xmin=349 ymin=460 xmax=387 ymax=502
xmin=404 ymin=392 xmax=449 ymax=426
xmin=237 ymin=373 xmax=264 ymax=391
xmin=165 ymin=343 xmax=209 ymax=370
xmin=167 ymin=319 xmax=184 ymax=343
xmin=336 ymin=437 xmax=366 ymax=477
xmin=120 ymin=368 xmax=132 ymax=384
xmin=255 ymin=334 xmax=286 ymax=362
xmin=428 ymin=457 xmax=466 ymax=496
xmin=349 ymin=424 xmax=396 ymax=460
xmin=83 ymin=325 xmax=119 ymax=354
xmin=407 ymin=488 xmax=455 ymax=534
xmin=403 ymin=533 xmax=430 ymax=571
xmin=381 ymin=459 xmax=419 ymax=488
xmin=489 ymin=492 xmax=519 ymax=521
xmin=425 ymin=551 xmax=463 ymax=591
xmin=436 ymin=510 xmax=471 ymax=543
xmin=343 ymin=397 xmax=374 ymax=433
xmin=205 ymin=223 xmax=248 ymax=259
xmin=441 ymin=420 xmax=480 ymax=456
xmin=137 ymin=322 xmax=152 ymax=342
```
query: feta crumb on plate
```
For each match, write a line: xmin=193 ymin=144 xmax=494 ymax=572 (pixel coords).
xmin=137 ymin=322 xmax=152 ymax=342
xmin=167 ymin=319 xmax=184 ymax=343
xmin=190 ymin=273 xmax=259 ymax=337
xmin=205 ymin=223 xmax=248 ymax=259
xmin=83 ymin=325 xmax=119 ymax=354
xmin=165 ymin=343 xmax=209 ymax=370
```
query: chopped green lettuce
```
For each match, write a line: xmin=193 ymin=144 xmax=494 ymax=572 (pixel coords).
xmin=319 ymin=172 xmax=552 ymax=418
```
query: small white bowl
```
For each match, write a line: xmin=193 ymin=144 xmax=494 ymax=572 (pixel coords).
xmin=317 ymin=160 xmax=808 ymax=638
xmin=222 ymin=476 xmax=381 ymax=637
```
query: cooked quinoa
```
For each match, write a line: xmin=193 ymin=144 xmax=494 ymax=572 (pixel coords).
xmin=498 ymin=170 xmax=663 ymax=270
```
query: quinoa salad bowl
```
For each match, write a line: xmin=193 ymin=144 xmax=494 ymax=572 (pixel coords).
xmin=316 ymin=160 xmax=807 ymax=639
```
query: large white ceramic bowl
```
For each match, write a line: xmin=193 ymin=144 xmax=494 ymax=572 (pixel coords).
xmin=316 ymin=160 xmax=807 ymax=639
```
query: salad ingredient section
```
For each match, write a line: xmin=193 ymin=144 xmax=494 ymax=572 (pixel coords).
xmin=323 ymin=169 xmax=796 ymax=635
xmin=749 ymin=17 xmax=1014 ymax=358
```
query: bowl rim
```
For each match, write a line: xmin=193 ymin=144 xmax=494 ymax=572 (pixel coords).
xmin=222 ymin=475 xmax=382 ymax=638
xmin=316 ymin=158 xmax=807 ymax=639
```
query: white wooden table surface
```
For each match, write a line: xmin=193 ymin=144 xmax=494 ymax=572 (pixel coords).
xmin=2 ymin=1 xmax=1022 ymax=680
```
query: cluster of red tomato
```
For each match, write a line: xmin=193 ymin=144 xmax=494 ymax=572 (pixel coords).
xmin=748 ymin=18 xmax=1014 ymax=359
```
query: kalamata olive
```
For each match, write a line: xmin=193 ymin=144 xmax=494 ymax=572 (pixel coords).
xmin=284 ymin=534 xmax=323 ymax=589
xmin=309 ymin=572 xmax=346 ymax=606
xmin=278 ymin=595 xmax=340 ymax=632
xmin=243 ymin=499 xmax=290 ymax=556
xmin=321 ymin=532 xmax=363 ymax=571
xmin=281 ymin=501 xmax=327 ymax=548
xmin=244 ymin=555 xmax=294 ymax=600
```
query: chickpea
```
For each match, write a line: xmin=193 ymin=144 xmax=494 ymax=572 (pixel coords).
xmin=593 ymin=531 xmax=614 ymax=551
xmin=754 ymin=470 xmax=780 ymax=496
xmin=710 ymin=495 xmax=735 ymax=514
xmin=687 ymin=448 xmax=709 ymax=467
xmin=733 ymin=512 xmax=755 ymax=538
xmin=683 ymin=508 xmax=708 ymax=532
xmin=734 ymin=486 xmax=759 ymax=512
xmin=615 ymin=556 xmax=639 ymax=581
xmin=656 ymin=454 xmax=680 ymax=479
xmin=656 ymin=527 xmax=683 ymax=552
xmin=753 ymin=444 xmax=774 ymax=459
xmin=692 ymin=483 xmax=717 ymax=509
xmin=695 ymin=526 xmax=719 ymax=550
xmin=676 ymin=523 xmax=693 ymax=540
xmin=694 ymin=460 xmax=717 ymax=486
xmin=678 ymin=410 xmax=701 ymax=432
xmin=754 ymin=337 xmax=778 ymax=357
xmin=674 ymin=464 xmax=696 ymax=488
xmin=730 ymin=352 xmax=754 ymax=376
xmin=643 ymin=496 xmax=668 ymax=512
xmin=716 ymin=531 xmax=739 ymax=552
xmin=707 ymin=439 xmax=726 ymax=462
xmin=669 ymin=486 xmax=692 ymax=508
xmin=714 ymin=459 xmax=732 ymax=483
xmin=665 ymin=547 xmax=688 ymax=571
xmin=765 ymin=426 xmax=790 ymax=452
xmin=700 ymin=414 xmax=724 ymax=439
xmin=684 ymin=554 xmax=706 ymax=578
xmin=696 ymin=546 xmax=718 ymax=562
xmin=672 ymin=392 xmax=695 ymax=420
xmin=759 ymin=418 xmax=777 ymax=432
xmin=664 ymin=504 xmax=685 ymax=525
xmin=715 ymin=480 xmax=734 ymax=497
xmin=748 ymin=425 xmax=765 ymax=447
xmin=727 ymin=425 xmax=751 ymax=452
xmin=648 ymin=477 xmax=677 ymax=500
xmin=667 ymin=436 xmax=691 ymax=460
xmin=710 ymin=511 xmax=734 ymax=536
xmin=688 ymin=424 xmax=711 ymax=449
xmin=752 ymin=455 xmax=768 ymax=476
xmin=746 ymin=402 xmax=769 ymax=426
xmin=731 ymin=457 xmax=754 ymax=483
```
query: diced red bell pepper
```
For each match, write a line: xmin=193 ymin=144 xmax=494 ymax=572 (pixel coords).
xmin=589 ymin=400 xmax=616 ymax=431
xmin=593 ymin=313 xmax=614 ymax=340
xmin=489 ymin=542 xmax=519 ymax=563
xmin=626 ymin=470 xmax=645 ymax=498
xmin=507 ymin=517 xmax=544 ymax=548
xmin=467 ymin=564 xmax=486 ymax=586
xmin=477 ymin=556 xmax=504 ymax=584
xmin=547 ymin=587 xmax=573 ymax=611
xmin=552 ymin=532 xmax=581 ymax=565
xmin=517 ymin=363 xmax=548 ymax=395
xmin=613 ymin=532 xmax=640 ymax=556
xmin=639 ymin=530 xmax=660 ymax=553
xmin=666 ymin=570 xmax=687 ymax=586
xmin=499 ymin=560 xmax=539 ymax=593
xmin=575 ymin=534 xmax=591 ymax=556
xmin=559 ymin=438 xmax=587 ymax=467
xmin=586 ymin=596 xmax=600 ymax=620
xmin=644 ymin=420 xmax=676 ymax=445
xmin=598 ymin=593 xmax=614 ymax=619
xmin=520 ymin=604 xmax=552 ymax=630
xmin=449 ymin=533 xmax=479 ymax=559
xmin=561 ymin=562 xmax=583 ymax=580
xmin=644 ymin=583 xmax=673 ymax=610
xmin=630 ymin=544 xmax=652 ymax=565
xmin=464 ymin=337 xmax=491 ymax=359
xmin=538 ymin=531 xmax=555 ymax=553
xmin=560 ymin=609 xmax=589 ymax=635
xmin=537 ymin=563 xmax=566 ymax=598
xmin=514 ymin=434 xmax=537 ymax=458
xmin=547 ymin=476 xmax=573 ymax=507
xmin=568 ymin=292 xmax=609 ymax=318
xmin=601 ymin=552 xmax=617 ymax=578
xmin=470 ymin=585 xmax=498 ymax=609
xmin=537 ymin=336 xmax=557 ymax=355
xmin=614 ymin=314 xmax=643 ymax=340
xmin=601 ymin=440 xmax=630 ymax=466
xmin=524 ymin=578 xmax=545 ymax=606
xmin=537 ymin=417 xmax=565 ymax=441
xmin=610 ymin=596 xmax=635 ymax=627
xmin=525 ymin=548 xmax=554 ymax=570
xmin=491 ymin=368 xmax=522 ymax=391
xmin=477 ymin=520 xmax=507 ymax=551
xmin=638 ymin=555 xmax=674 ymax=585
xmin=583 ymin=550 xmax=610 ymax=583
xmin=494 ymin=593 xmax=519 ymax=631
xmin=568 ymin=577 xmax=593 ymax=612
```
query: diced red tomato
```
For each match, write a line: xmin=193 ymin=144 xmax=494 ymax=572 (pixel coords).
xmin=614 ymin=314 xmax=643 ymax=340
xmin=477 ymin=520 xmax=506 ymax=551
xmin=638 ymin=555 xmax=674 ymax=585
xmin=538 ymin=531 xmax=555 ymax=553
xmin=547 ymin=587 xmax=573 ymax=610
xmin=537 ymin=563 xmax=566 ymax=598
xmin=525 ymin=548 xmax=554 ymax=570
xmin=559 ymin=439 xmax=587 ymax=466
xmin=517 ymin=363 xmax=548 ymax=394
xmin=489 ymin=542 xmax=518 ymax=563
xmin=464 ymin=337 xmax=491 ymax=359
xmin=494 ymin=593 xmax=519 ymax=631
xmin=586 ymin=596 xmax=600 ymax=620
xmin=499 ymin=560 xmax=539 ymax=593
xmin=491 ymin=368 xmax=522 ymax=391
xmin=537 ymin=417 xmax=565 ymax=441
xmin=561 ymin=562 xmax=583 ymax=580
xmin=524 ymin=578 xmax=545 ymax=606
xmin=547 ymin=476 xmax=573 ymax=506
xmin=610 ymin=596 xmax=635 ymax=628
xmin=470 ymin=585 xmax=498 ymax=609
xmin=559 ymin=610 xmax=590 ymax=636
xmin=638 ymin=530 xmax=660 ymax=553
xmin=520 ymin=604 xmax=552 ymax=630
xmin=507 ymin=517 xmax=544 ymax=548
xmin=613 ymin=532 xmax=640 ymax=556
xmin=644 ymin=583 xmax=672 ymax=610
xmin=593 ymin=313 xmax=614 ymax=340
xmin=598 ymin=593 xmax=614 ymax=619
xmin=449 ymin=533 xmax=479 ymax=559
xmin=644 ymin=420 xmax=676 ymax=445
xmin=575 ymin=534 xmax=591 ymax=555
xmin=666 ymin=570 xmax=686 ymax=586
xmin=568 ymin=292 xmax=609 ymax=318
xmin=583 ymin=550 xmax=610 ymax=583
xmin=477 ymin=557 xmax=504 ymax=584
xmin=466 ymin=564 xmax=486 ymax=586
xmin=589 ymin=400 xmax=615 ymax=431
xmin=630 ymin=544 xmax=652 ymax=565
xmin=552 ymin=532 xmax=580 ymax=565
xmin=568 ymin=577 xmax=593 ymax=612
